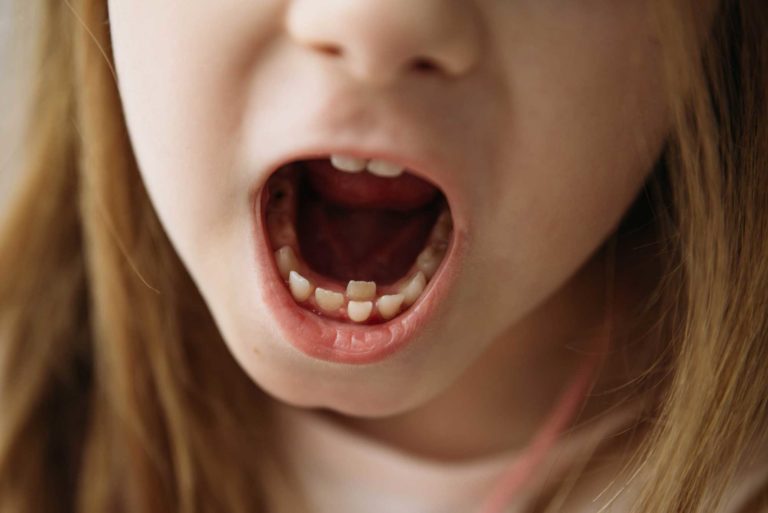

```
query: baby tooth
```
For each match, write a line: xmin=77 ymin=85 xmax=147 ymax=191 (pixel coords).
xmin=401 ymin=272 xmax=426 ymax=306
xmin=377 ymin=294 xmax=405 ymax=320
xmin=315 ymin=288 xmax=345 ymax=312
xmin=367 ymin=159 xmax=404 ymax=178
xmin=275 ymin=246 xmax=299 ymax=279
xmin=346 ymin=280 xmax=376 ymax=301
xmin=331 ymin=155 xmax=368 ymax=173
xmin=348 ymin=301 xmax=373 ymax=322
xmin=289 ymin=271 xmax=313 ymax=302
xmin=416 ymin=246 xmax=442 ymax=279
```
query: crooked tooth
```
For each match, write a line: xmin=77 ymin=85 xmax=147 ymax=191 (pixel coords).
xmin=289 ymin=271 xmax=313 ymax=302
xmin=275 ymin=246 xmax=299 ymax=279
xmin=346 ymin=280 xmax=376 ymax=301
xmin=416 ymin=246 xmax=444 ymax=279
xmin=348 ymin=301 xmax=373 ymax=322
xmin=331 ymin=154 xmax=368 ymax=173
xmin=401 ymin=272 xmax=426 ymax=306
xmin=377 ymin=294 xmax=405 ymax=320
xmin=315 ymin=288 xmax=345 ymax=312
xmin=367 ymin=159 xmax=404 ymax=178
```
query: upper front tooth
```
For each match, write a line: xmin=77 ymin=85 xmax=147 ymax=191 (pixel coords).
xmin=367 ymin=159 xmax=404 ymax=178
xmin=331 ymin=155 xmax=368 ymax=173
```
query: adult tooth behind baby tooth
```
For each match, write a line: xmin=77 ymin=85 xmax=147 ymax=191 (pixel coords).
xmin=401 ymin=272 xmax=427 ymax=306
xmin=275 ymin=246 xmax=299 ymax=279
xmin=315 ymin=288 xmax=345 ymax=312
xmin=347 ymin=280 xmax=376 ymax=301
xmin=377 ymin=294 xmax=405 ymax=320
xmin=348 ymin=301 xmax=373 ymax=322
xmin=289 ymin=271 xmax=313 ymax=302
xmin=367 ymin=159 xmax=404 ymax=178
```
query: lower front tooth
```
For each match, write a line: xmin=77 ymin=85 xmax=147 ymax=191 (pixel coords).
xmin=377 ymin=294 xmax=405 ymax=320
xmin=289 ymin=271 xmax=313 ymax=302
xmin=348 ymin=301 xmax=373 ymax=322
xmin=401 ymin=272 xmax=426 ymax=306
xmin=315 ymin=288 xmax=345 ymax=312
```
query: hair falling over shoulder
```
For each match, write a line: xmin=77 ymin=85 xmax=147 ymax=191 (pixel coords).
xmin=0 ymin=0 xmax=766 ymax=512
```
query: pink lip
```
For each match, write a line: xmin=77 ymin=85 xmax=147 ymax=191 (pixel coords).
xmin=250 ymin=148 xmax=468 ymax=364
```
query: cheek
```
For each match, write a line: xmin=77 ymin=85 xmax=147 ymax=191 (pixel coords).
xmin=465 ymin=1 xmax=668 ymax=324
xmin=108 ymin=2 xmax=278 ymax=260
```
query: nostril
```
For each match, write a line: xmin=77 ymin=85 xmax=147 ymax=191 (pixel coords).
xmin=313 ymin=43 xmax=344 ymax=57
xmin=411 ymin=57 xmax=441 ymax=73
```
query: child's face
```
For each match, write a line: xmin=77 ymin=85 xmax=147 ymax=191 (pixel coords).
xmin=109 ymin=1 xmax=668 ymax=415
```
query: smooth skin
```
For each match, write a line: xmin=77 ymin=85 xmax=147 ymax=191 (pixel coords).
xmin=109 ymin=0 xmax=668 ymax=461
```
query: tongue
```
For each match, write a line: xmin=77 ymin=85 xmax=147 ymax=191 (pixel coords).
xmin=296 ymin=159 xmax=442 ymax=284
xmin=297 ymin=200 xmax=440 ymax=284
xmin=304 ymin=159 xmax=438 ymax=211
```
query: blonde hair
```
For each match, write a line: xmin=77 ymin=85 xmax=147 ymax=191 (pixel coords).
xmin=0 ymin=0 xmax=765 ymax=512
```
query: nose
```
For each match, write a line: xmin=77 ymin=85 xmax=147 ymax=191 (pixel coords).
xmin=285 ymin=0 xmax=481 ymax=86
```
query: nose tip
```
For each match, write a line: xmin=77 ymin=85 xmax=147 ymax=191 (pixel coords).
xmin=286 ymin=0 xmax=481 ymax=86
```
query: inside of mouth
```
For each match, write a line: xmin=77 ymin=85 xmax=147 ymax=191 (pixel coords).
xmin=262 ymin=158 xmax=453 ymax=324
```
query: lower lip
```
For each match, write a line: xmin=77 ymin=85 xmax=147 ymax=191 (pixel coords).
xmin=251 ymin=186 xmax=466 ymax=365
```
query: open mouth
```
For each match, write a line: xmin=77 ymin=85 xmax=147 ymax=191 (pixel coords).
xmin=252 ymin=150 xmax=465 ymax=364
xmin=261 ymin=155 xmax=453 ymax=326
